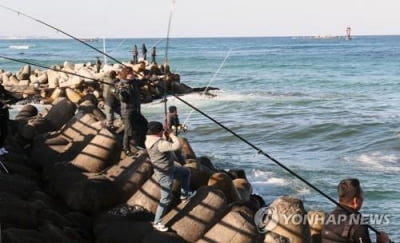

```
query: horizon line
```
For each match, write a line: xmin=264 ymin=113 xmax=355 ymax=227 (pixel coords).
xmin=1 ymin=34 xmax=400 ymax=40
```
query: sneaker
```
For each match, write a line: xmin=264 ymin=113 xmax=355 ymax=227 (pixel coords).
xmin=124 ymin=150 xmax=132 ymax=156
xmin=153 ymin=222 xmax=168 ymax=232
xmin=0 ymin=147 xmax=8 ymax=154
xmin=180 ymin=191 xmax=197 ymax=201
xmin=0 ymin=150 xmax=4 ymax=156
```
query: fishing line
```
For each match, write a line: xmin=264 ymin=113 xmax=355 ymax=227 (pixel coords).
xmin=151 ymin=38 xmax=165 ymax=49
xmin=0 ymin=4 xmax=125 ymax=67
xmin=0 ymin=55 xmax=108 ymax=85
xmin=0 ymin=5 xmax=389 ymax=237
xmin=182 ymin=48 xmax=232 ymax=125
xmin=163 ymin=0 xmax=176 ymax=127
xmin=109 ymin=38 xmax=128 ymax=57
xmin=0 ymin=160 xmax=9 ymax=174
xmin=1 ymin=53 xmax=386 ymax=237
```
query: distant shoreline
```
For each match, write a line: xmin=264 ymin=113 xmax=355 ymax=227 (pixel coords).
xmin=1 ymin=34 xmax=400 ymax=40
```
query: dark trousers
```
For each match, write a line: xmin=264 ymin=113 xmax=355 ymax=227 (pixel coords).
xmin=0 ymin=116 xmax=8 ymax=147
xmin=122 ymin=111 xmax=148 ymax=150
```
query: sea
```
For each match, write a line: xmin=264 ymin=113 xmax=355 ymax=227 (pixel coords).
xmin=1 ymin=36 xmax=399 ymax=240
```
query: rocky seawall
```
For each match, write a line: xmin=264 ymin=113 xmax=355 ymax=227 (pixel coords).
xmin=0 ymin=97 xmax=324 ymax=242
xmin=0 ymin=60 xmax=217 ymax=106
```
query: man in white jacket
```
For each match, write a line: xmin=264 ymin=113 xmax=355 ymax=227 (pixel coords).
xmin=145 ymin=121 xmax=193 ymax=232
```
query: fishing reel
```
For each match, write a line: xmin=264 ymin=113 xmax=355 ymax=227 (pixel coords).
xmin=171 ymin=124 xmax=188 ymax=134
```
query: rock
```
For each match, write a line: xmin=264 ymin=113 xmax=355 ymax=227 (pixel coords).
xmin=71 ymin=128 xmax=119 ymax=173
xmin=208 ymin=172 xmax=241 ymax=203
xmin=197 ymin=205 xmax=263 ymax=243
xmin=161 ymin=186 xmax=228 ymax=242
xmin=105 ymin=151 xmax=153 ymax=201
xmin=2 ymin=228 xmax=50 ymax=243
xmin=262 ymin=196 xmax=312 ymax=243
xmin=127 ymin=173 xmax=182 ymax=214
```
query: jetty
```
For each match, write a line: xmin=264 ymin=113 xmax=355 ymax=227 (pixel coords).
xmin=0 ymin=60 xmax=218 ymax=106
xmin=0 ymin=63 xmax=326 ymax=243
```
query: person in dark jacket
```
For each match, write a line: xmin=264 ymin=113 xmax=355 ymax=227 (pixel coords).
xmin=131 ymin=44 xmax=138 ymax=64
xmin=117 ymin=67 xmax=148 ymax=155
xmin=102 ymin=70 xmax=120 ymax=128
xmin=142 ymin=43 xmax=147 ymax=61
xmin=151 ymin=46 xmax=157 ymax=64
xmin=167 ymin=105 xmax=186 ymax=135
xmin=0 ymin=84 xmax=10 ymax=155
xmin=96 ymin=57 xmax=102 ymax=73
xmin=321 ymin=178 xmax=389 ymax=243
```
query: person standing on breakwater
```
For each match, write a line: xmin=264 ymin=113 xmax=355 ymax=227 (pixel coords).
xmin=151 ymin=46 xmax=157 ymax=64
xmin=0 ymin=84 xmax=10 ymax=155
xmin=96 ymin=57 xmax=102 ymax=73
xmin=145 ymin=121 xmax=194 ymax=232
xmin=102 ymin=70 xmax=120 ymax=129
xmin=131 ymin=44 xmax=138 ymax=64
xmin=142 ymin=43 xmax=148 ymax=61
xmin=321 ymin=178 xmax=390 ymax=243
xmin=117 ymin=67 xmax=148 ymax=155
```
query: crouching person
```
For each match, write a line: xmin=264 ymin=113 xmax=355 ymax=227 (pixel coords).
xmin=145 ymin=121 xmax=194 ymax=232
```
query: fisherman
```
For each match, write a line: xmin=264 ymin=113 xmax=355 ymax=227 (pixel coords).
xmin=145 ymin=121 xmax=194 ymax=232
xmin=142 ymin=43 xmax=147 ymax=61
xmin=151 ymin=46 xmax=157 ymax=64
xmin=167 ymin=105 xmax=186 ymax=135
xmin=0 ymin=84 xmax=10 ymax=156
xmin=117 ymin=66 xmax=148 ymax=155
xmin=131 ymin=44 xmax=138 ymax=64
xmin=102 ymin=70 xmax=120 ymax=129
xmin=321 ymin=178 xmax=390 ymax=243
xmin=96 ymin=57 xmax=102 ymax=73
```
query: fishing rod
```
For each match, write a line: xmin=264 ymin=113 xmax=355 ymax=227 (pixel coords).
xmin=0 ymin=160 xmax=9 ymax=174
xmin=1 ymin=4 xmax=391 ymax=239
xmin=2 ymin=52 xmax=389 ymax=240
xmin=182 ymin=48 xmax=232 ymax=125
xmin=0 ymin=4 xmax=126 ymax=67
xmin=0 ymin=55 xmax=114 ymax=87
xmin=162 ymin=0 xmax=176 ymax=128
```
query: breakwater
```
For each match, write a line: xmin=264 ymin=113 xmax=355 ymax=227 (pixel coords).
xmin=0 ymin=96 xmax=322 ymax=242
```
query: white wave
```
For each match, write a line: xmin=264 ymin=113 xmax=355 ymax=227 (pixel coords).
xmin=294 ymin=186 xmax=311 ymax=196
xmin=250 ymin=169 xmax=288 ymax=186
xmin=344 ymin=152 xmax=400 ymax=172
xmin=9 ymin=45 xmax=31 ymax=49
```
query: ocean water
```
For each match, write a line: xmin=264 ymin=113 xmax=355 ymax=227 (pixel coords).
xmin=1 ymin=36 xmax=399 ymax=240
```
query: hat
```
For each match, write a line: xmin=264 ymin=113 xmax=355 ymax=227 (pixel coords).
xmin=147 ymin=121 xmax=163 ymax=135
xmin=169 ymin=105 xmax=177 ymax=113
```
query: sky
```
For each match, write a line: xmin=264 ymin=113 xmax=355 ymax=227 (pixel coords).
xmin=1 ymin=0 xmax=400 ymax=38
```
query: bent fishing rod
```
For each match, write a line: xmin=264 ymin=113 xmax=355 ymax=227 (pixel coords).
xmin=162 ymin=0 xmax=176 ymax=127
xmin=7 ymin=59 xmax=390 ymax=239
xmin=183 ymin=48 xmax=232 ymax=125
xmin=3 ymin=55 xmax=389 ymax=238
xmin=1 ymin=4 xmax=390 ymax=239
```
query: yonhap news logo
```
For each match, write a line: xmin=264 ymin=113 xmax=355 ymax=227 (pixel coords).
xmin=254 ymin=206 xmax=391 ymax=234
xmin=254 ymin=206 xmax=279 ymax=233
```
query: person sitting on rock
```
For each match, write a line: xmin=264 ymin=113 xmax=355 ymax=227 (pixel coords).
xmin=145 ymin=121 xmax=195 ymax=232
xmin=167 ymin=105 xmax=186 ymax=136
xmin=321 ymin=178 xmax=390 ymax=243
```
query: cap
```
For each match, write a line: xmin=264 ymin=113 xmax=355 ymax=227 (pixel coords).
xmin=147 ymin=121 xmax=163 ymax=135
